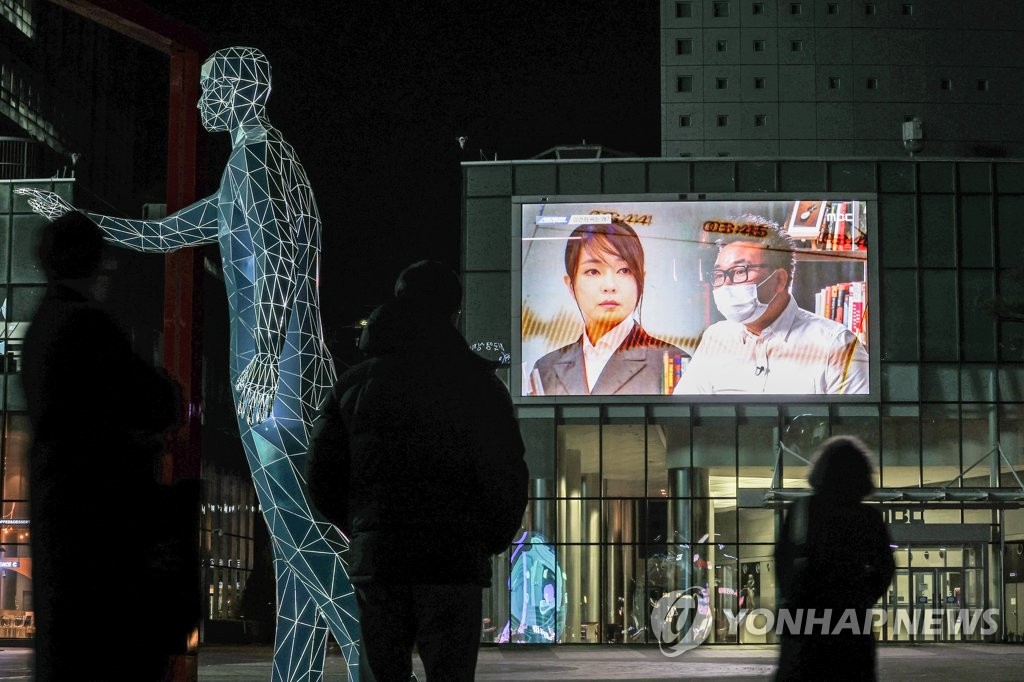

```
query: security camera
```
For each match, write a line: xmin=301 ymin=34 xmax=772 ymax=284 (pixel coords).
xmin=902 ymin=117 xmax=923 ymax=155
xmin=457 ymin=135 xmax=468 ymax=150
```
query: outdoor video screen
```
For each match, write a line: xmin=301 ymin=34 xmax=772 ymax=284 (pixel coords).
xmin=520 ymin=199 xmax=872 ymax=398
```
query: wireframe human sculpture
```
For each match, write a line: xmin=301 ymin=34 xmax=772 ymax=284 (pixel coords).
xmin=18 ymin=47 xmax=359 ymax=682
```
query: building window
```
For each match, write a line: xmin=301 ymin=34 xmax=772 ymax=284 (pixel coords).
xmin=865 ymin=3 xmax=876 ymax=15
xmin=716 ymin=77 xmax=729 ymax=90
xmin=752 ymin=2 xmax=765 ymax=14
xmin=679 ymin=114 xmax=692 ymax=127
xmin=977 ymin=79 xmax=989 ymax=92
xmin=753 ymin=39 xmax=766 ymax=52
xmin=902 ymin=3 xmax=913 ymax=15
xmin=717 ymin=115 xmax=729 ymax=127
xmin=677 ymin=75 xmax=693 ymax=92
xmin=676 ymin=1 xmax=693 ymax=18
xmin=754 ymin=77 xmax=766 ymax=89
xmin=717 ymin=39 xmax=728 ymax=52
xmin=713 ymin=1 xmax=730 ymax=17
xmin=0 ymin=0 xmax=33 ymax=38
xmin=829 ymin=76 xmax=841 ymax=89
xmin=676 ymin=38 xmax=693 ymax=55
xmin=827 ymin=2 xmax=839 ymax=14
xmin=790 ymin=3 xmax=802 ymax=15
xmin=867 ymin=77 xmax=878 ymax=90
xmin=754 ymin=114 xmax=767 ymax=127
xmin=940 ymin=78 xmax=952 ymax=91
xmin=791 ymin=39 xmax=804 ymax=52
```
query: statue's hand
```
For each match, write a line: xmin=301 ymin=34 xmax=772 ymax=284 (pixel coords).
xmin=235 ymin=352 xmax=279 ymax=425
xmin=14 ymin=188 xmax=75 ymax=220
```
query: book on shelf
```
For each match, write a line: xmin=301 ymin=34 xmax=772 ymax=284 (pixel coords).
xmin=662 ymin=351 xmax=689 ymax=394
xmin=814 ymin=281 xmax=867 ymax=345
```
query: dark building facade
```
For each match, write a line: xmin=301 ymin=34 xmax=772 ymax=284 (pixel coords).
xmin=660 ymin=0 xmax=1024 ymax=159
xmin=463 ymin=156 xmax=1024 ymax=645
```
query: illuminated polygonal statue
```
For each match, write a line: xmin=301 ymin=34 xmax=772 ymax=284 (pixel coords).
xmin=18 ymin=47 xmax=359 ymax=682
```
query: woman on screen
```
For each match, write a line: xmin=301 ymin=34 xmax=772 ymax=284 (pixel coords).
xmin=528 ymin=220 xmax=687 ymax=396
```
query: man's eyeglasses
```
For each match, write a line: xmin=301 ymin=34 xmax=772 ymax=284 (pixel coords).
xmin=707 ymin=264 xmax=773 ymax=288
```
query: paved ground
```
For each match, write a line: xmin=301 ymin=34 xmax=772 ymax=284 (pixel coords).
xmin=194 ymin=642 xmax=1024 ymax=681
xmin=0 ymin=642 xmax=1023 ymax=680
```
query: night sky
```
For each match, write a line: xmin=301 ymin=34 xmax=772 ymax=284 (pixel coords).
xmin=143 ymin=1 xmax=659 ymax=363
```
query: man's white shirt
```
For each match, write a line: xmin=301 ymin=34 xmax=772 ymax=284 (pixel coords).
xmin=674 ymin=297 xmax=868 ymax=395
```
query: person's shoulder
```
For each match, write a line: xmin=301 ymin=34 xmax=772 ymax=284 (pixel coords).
xmin=623 ymin=324 xmax=689 ymax=358
xmin=794 ymin=305 xmax=856 ymax=339
xmin=689 ymin=320 xmax=732 ymax=349
xmin=333 ymin=358 xmax=376 ymax=395
xmin=466 ymin=348 xmax=502 ymax=373
xmin=45 ymin=297 xmax=119 ymax=336
xmin=855 ymin=501 xmax=885 ymax=521
xmin=700 ymin=320 xmax=731 ymax=335
xmin=533 ymin=339 xmax=580 ymax=371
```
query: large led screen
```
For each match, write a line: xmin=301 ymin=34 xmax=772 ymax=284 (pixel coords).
xmin=520 ymin=198 xmax=873 ymax=398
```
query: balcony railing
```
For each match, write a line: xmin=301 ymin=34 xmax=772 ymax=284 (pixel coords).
xmin=0 ymin=137 xmax=39 ymax=179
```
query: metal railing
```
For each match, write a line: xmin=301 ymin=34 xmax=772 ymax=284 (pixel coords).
xmin=0 ymin=137 xmax=39 ymax=179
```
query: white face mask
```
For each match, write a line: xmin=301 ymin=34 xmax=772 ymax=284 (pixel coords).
xmin=712 ymin=270 xmax=779 ymax=324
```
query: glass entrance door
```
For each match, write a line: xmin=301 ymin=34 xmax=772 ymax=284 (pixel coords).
xmin=911 ymin=568 xmax=959 ymax=640
xmin=883 ymin=545 xmax=985 ymax=642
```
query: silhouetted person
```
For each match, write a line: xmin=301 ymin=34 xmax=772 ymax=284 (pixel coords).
xmin=308 ymin=260 xmax=529 ymax=681
xmin=22 ymin=211 xmax=186 ymax=681
xmin=18 ymin=47 xmax=361 ymax=676
xmin=774 ymin=436 xmax=895 ymax=681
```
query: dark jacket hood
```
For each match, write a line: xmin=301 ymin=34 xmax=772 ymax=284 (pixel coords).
xmin=358 ymin=300 xmax=497 ymax=371
xmin=357 ymin=299 xmax=454 ymax=355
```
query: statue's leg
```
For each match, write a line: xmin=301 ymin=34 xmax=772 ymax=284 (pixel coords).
xmin=241 ymin=419 xmax=361 ymax=681
xmin=271 ymin=551 xmax=327 ymax=682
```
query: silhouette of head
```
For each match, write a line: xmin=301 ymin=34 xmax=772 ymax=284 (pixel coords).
xmin=198 ymin=46 xmax=271 ymax=132
xmin=37 ymin=211 xmax=104 ymax=282
xmin=394 ymin=260 xmax=462 ymax=320
xmin=808 ymin=435 xmax=876 ymax=502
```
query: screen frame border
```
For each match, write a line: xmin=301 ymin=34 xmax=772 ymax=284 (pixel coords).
xmin=510 ymin=191 xmax=881 ymax=405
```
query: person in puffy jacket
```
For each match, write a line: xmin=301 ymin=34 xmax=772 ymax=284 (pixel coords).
xmin=308 ymin=260 xmax=528 ymax=681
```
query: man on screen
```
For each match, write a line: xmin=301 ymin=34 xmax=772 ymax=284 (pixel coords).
xmin=674 ymin=216 xmax=868 ymax=395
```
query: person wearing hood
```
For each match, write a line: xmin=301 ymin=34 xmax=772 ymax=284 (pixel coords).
xmin=308 ymin=260 xmax=528 ymax=681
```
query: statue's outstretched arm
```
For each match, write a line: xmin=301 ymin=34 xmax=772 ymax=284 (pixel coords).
xmin=232 ymin=150 xmax=297 ymax=425
xmin=15 ymin=188 xmax=219 ymax=252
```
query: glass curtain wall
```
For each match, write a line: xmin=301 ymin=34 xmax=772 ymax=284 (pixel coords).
xmin=485 ymin=401 xmax=1024 ymax=645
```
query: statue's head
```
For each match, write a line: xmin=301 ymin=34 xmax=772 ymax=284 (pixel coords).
xmin=198 ymin=46 xmax=271 ymax=132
